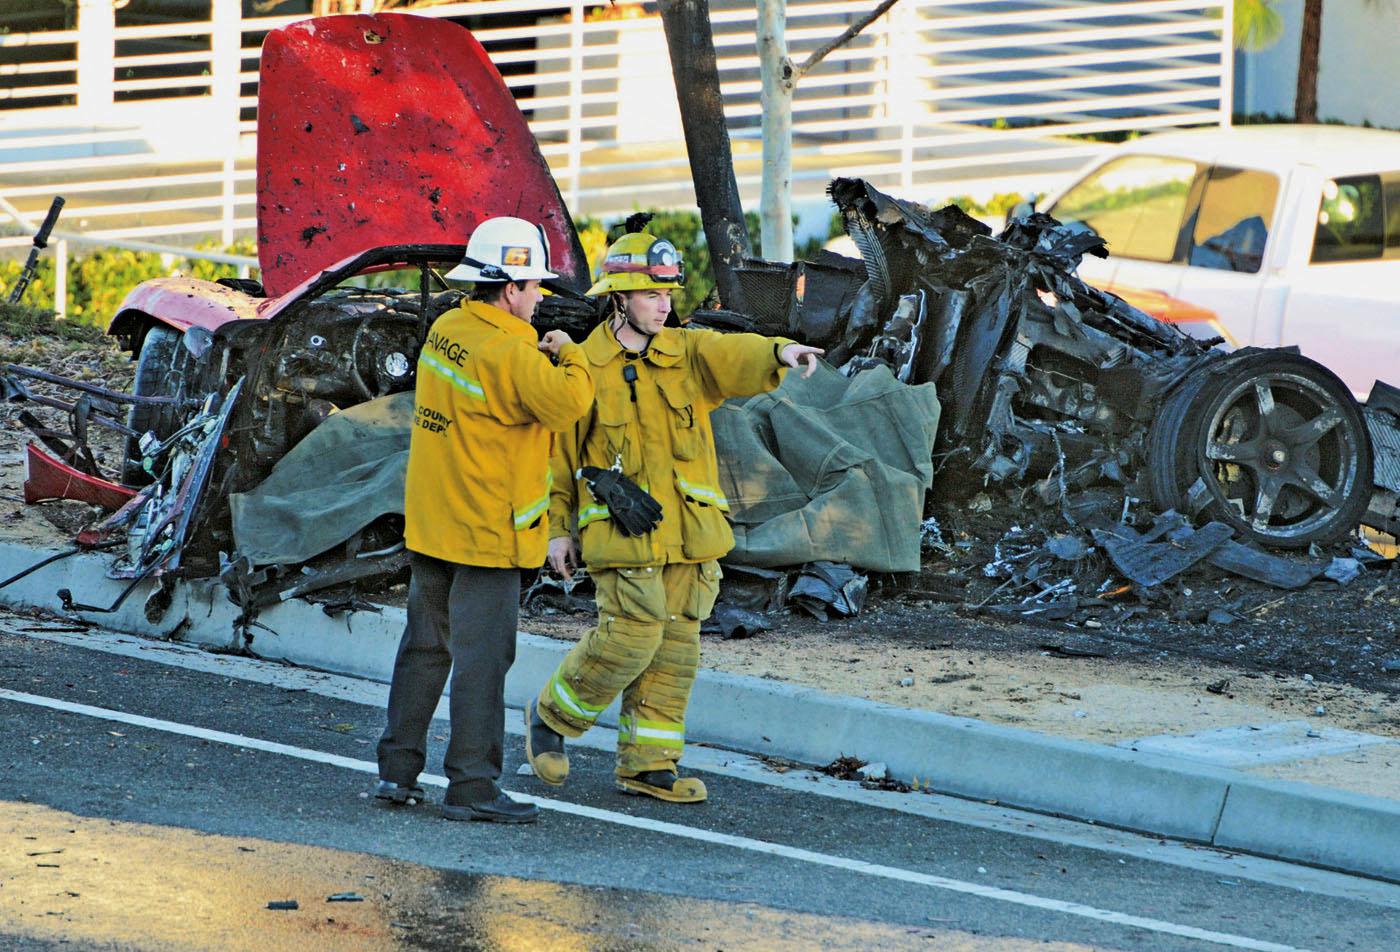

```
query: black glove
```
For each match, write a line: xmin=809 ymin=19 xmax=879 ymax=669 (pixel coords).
xmin=579 ymin=466 xmax=663 ymax=537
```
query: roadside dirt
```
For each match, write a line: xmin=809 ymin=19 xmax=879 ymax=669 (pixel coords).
xmin=4 ymin=331 xmax=1398 ymax=800
xmin=524 ymin=599 xmax=1400 ymax=746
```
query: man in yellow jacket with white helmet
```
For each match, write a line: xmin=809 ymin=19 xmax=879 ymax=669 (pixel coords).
xmin=523 ymin=230 xmax=823 ymax=803
xmin=377 ymin=216 xmax=594 ymax=824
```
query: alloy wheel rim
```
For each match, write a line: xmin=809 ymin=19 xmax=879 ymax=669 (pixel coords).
xmin=1198 ymin=371 xmax=1361 ymax=540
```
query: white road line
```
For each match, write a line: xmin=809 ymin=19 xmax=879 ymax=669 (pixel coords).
xmin=7 ymin=620 xmax=1399 ymax=911
xmin=1 ymin=686 xmax=1310 ymax=952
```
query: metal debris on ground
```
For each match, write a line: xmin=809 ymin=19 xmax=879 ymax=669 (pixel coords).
xmin=2 ymin=11 xmax=1397 ymax=647
xmin=700 ymin=604 xmax=772 ymax=640
xmin=789 ymin=562 xmax=868 ymax=621
xmin=1323 ymin=557 xmax=1362 ymax=586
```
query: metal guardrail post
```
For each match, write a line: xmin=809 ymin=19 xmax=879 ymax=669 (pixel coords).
xmin=567 ymin=0 xmax=585 ymax=212
xmin=893 ymin=3 xmax=916 ymax=191
xmin=221 ymin=157 xmax=236 ymax=248
xmin=1219 ymin=0 xmax=1236 ymax=128
xmin=54 ymin=240 xmax=68 ymax=319
xmin=75 ymin=0 xmax=115 ymax=121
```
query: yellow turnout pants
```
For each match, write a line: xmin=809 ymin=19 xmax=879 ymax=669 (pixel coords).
xmin=536 ymin=560 xmax=722 ymax=775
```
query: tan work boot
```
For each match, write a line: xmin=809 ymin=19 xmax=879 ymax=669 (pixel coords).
xmin=524 ymin=698 xmax=569 ymax=786
xmin=617 ymin=769 xmax=707 ymax=803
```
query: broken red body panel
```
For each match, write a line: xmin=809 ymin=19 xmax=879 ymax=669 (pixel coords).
xmin=24 ymin=443 xmax=137 ymax=511
xmin=110 ymin=276 xmax=265 ymax=338
xmin=255 ymin=13 xmax=589 ymax=298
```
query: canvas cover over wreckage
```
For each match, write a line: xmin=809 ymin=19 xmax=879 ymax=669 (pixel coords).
xmin=226 ymin=363 xmax=942 ymax=576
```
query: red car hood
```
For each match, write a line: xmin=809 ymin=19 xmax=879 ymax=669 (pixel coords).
xmin=256 ymin=13 xmax=587 ymax=298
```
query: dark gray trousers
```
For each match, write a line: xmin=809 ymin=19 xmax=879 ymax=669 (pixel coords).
xmin=376 ymin=553 xmax=520 ymax=805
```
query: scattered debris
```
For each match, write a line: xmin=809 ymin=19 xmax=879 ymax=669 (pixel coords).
xmin=790 ymin=562 xmax=868 ymax=621
xmin=819 ymin=755 xmax=867 ymax=780
xmin=700 ymin=604 xmax=772 ymax=640
xmin=856 ymin=761 xmax=888 ymax=781
xmin=1324 ymin=557 xmax=1362 ymax=586
xmin=266 ymin=900 xmax=299 ymax=911
xmin=1093 ymin=521 xmax=1234 ymax=588
xmin=1 ymin=16 xmax=1396 ymax=678
xmin=326 ymin=892 xmax=364 ymax=903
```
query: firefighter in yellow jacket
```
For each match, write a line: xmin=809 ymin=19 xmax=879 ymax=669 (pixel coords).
xmin=377 ymin=217 xmax=594 ymax=824
xmin=523 ymin=231 xmax=823 ymax=803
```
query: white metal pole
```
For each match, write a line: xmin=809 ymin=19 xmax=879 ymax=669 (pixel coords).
xmin=211 ymin=0 xmax=241 ymax=246
xmin=758 ymin=0 xmax=794 ymax=262
xmin=890 ymin=3 xmax=917 ymax=192
xmin=568 ymin=0 xmax=584 ymax=213
xmin=1219 ymin=0 xmax=1236 ymax=128
xmin=54 ymin=240 xmax=69 ymax=320
xmin=75 ymin=0 xmax=116 ymax=122
xmin=221 ymin=157 xmax=236 ymax=247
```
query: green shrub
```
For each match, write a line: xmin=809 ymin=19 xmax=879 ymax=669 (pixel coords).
xmin=0 ymin=209 xmax=848 ymax=330
xmin=0 ymin=242 xmax=260 ymax=330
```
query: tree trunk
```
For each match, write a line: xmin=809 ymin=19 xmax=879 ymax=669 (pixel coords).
xmin=758 ymin=0 xmax=795 ymax=262
xmin=1295 ymin=0 xmax=1322 ymax=123
xmin=657 ymin=0 xmax=751 ymax=311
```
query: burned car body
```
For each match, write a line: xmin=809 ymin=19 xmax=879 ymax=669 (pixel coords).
xmin=721 ymin=178 xmax=1394 ymax=549
xmin=4 ymin=13 xmax=600 ymax=612
xmin=5 ymin=13 xmax=1396 ymax=624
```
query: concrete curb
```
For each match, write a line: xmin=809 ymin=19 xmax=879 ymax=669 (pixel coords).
xmin=1 ymin=540 xmax=1395 ymax=882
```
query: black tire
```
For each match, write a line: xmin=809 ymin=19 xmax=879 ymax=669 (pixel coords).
xmin=1144 ymin=366 xmax=1217 ymax=515
xmin=121 ymin=325 xmax=183 ymax=486
xmin=1147 ymin=351 xmax=1372 ymax=549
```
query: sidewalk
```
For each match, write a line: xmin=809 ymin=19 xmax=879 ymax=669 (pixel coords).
xmin=0 ymin=538 xmax=1396 ymax=884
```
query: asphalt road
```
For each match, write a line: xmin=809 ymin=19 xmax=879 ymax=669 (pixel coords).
xmin=1 ymin=617 xmax=1397 ymax=952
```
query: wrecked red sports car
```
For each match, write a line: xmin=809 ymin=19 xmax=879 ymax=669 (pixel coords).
xmin=5 ymin=12 xmax=1398 ymax=623
xmin=6 ymin=13 xmax=600 ymax=613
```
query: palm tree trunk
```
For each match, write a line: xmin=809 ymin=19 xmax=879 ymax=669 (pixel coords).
xmin=1294 ymin=0 xmax=1323 ymax=123
xmin=657 ymin=0 xmax=752 ymax=312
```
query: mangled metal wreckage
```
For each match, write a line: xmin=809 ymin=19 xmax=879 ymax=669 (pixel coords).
xmin=725 ymin=178 xmax=1400 ymax=557
xmin=3 ymin=13 xmax=592 ymax=618
xmin=4 ymin=13 xmax=1399 ymax=627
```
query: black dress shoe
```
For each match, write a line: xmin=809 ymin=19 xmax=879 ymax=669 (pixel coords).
xmin=374 ymin=779 xmax=425 ymax=805
xmin=441 ymin=792 xmax=539 ymax=824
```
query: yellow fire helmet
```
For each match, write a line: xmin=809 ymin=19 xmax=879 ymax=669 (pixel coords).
xmin=586 ymin=231 xmax=686 ymax=296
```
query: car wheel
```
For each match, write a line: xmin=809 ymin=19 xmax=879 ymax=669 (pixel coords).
xmin=121 ymin=325 xmax=184 ymax=486
xmin=1148 ymin=352 xmax=1372 ymax=549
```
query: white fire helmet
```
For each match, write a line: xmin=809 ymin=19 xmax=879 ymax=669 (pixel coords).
xmin=446 ymin=216 xmax=558 ymax=282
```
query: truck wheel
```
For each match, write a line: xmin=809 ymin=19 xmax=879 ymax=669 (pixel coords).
xmin=121 ymin=325 xmax=183 ymax=486
xmin=1149 ymin=352 xmax=1372 ymax=549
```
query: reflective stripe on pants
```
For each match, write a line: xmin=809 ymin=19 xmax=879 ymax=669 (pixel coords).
xmin=535 ymin=560 xmax=720 ymax=775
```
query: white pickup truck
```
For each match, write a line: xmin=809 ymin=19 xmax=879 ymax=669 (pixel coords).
xmin=1040 ymin=125 xmax=1400 ymax=399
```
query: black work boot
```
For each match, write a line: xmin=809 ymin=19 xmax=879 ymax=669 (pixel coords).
xmin=617 ymin=769 xmax=707 ymax=803
xmin=524 ymin=698 xmax=568 ymax=786
xmin=441 ymin=791 xmax=539 ymax=824
xmin=374 ymin=779 xmax=426 ymax=806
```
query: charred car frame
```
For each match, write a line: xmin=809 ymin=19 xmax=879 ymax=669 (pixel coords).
xmin=4 ymin=12 xmax=1398 ymax=623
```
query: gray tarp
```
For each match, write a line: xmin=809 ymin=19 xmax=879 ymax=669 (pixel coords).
xmin=229 ymin=364 xmax=940 ymax=573
xmin=714 ymin=363 xmax=940 ymax=573
xmin=229 ymin=391 xmax=413 ymax=566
